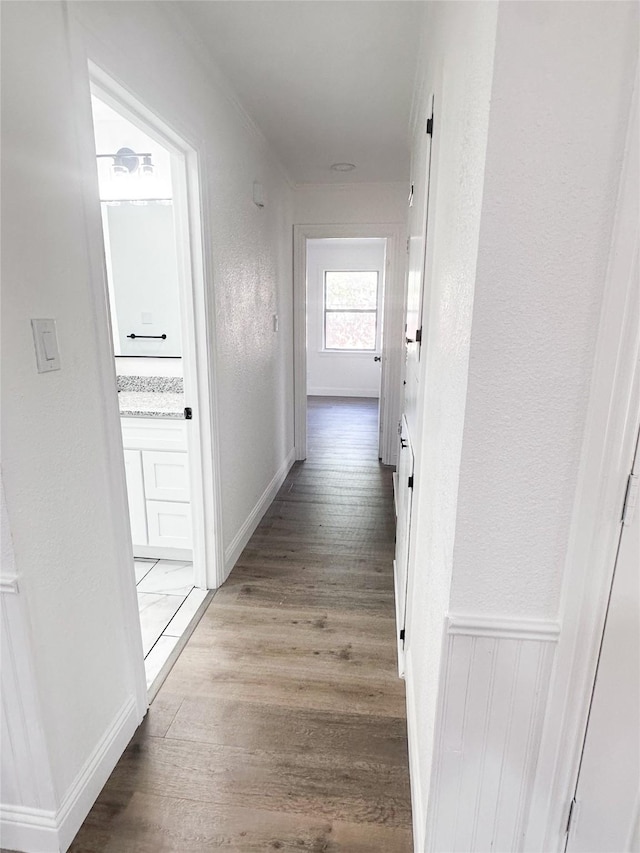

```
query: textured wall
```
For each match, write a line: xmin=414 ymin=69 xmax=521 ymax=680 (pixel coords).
xmin=294 ymin=181 xmax=408 ymax=226
xmin=450 ymin=0 xmax=639 ymax=618
xmin=402 ymin=5 xmax=499 ymax=848
xmin=1 ymin=0 xmax=294 ymax=816
xmin=69 ymin=0 xmax=295 ymax=569
xmin=1 ymin=1 xmax=139 ymax=801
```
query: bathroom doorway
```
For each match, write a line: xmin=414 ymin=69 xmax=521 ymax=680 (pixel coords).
xmin=89 ymin=71 xmax=222 ymax=696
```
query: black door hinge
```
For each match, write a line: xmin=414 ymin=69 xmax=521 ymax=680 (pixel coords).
xmin=400 ymin=628 xmax=405 ymax=643
xmin=426 ymin=115 xmax=434 ymax=136
xmin=408 ymin=475 xmax=414 ymax=489
xmin=184 ymin=407 xmax=193 ymax=420
xmin=415 ymin=327 xmax=422 ymax=344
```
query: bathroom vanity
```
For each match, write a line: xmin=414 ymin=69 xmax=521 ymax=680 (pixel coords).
xmin=118 ymin=377 xmax=192 ymax=560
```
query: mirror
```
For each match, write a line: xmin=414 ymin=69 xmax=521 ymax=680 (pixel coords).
xmin=92 ymin=94 xmax=182 ymax=358
xmin=102 ymin=201 xmax=182 ymax=357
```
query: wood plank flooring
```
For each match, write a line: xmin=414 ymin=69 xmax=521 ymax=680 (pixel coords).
xmin=69 ymin=397 xmax=412 ymax=852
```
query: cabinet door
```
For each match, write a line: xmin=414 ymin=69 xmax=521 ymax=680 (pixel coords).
xmin=123 ymin=449 xmax=147 ymax=546
xmin=142 ymin=451 xmax=190 ymax=502
xmin=146 ymin=500 xmax=192 ymax=550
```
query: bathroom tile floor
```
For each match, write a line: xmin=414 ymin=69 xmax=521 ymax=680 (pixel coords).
xmin=134 ymin=558 xmax=210 ymax=692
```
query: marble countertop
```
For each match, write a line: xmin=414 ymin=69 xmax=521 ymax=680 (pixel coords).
xmin=118 ymin=391 xmax=185 ymax=419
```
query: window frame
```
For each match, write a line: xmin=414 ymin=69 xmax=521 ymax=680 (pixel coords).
xmin=322 ymin=269 xmax=381 ymax=353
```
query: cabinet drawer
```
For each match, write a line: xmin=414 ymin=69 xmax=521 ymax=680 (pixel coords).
xmin=123 ymin=449 xmax=147 ymax=546
xmin=146 ymin=500 xmax=192 ymax=549
xmin=142 ymin=451 xmax=190 ymax=502
xmin=121 ymin=418 xmax=187 ymax=451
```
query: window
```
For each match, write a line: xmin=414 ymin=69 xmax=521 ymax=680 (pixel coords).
xmin=323 ymin=270 xmax=379 ymax=351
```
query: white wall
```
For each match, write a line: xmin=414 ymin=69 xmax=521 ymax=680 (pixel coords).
xmin=451 ymin=0 xmax=639 ymax=618
xmin=1 ymin=1 xmax=294 ymax=848
xmin=306 ymin=238 xmax=385 ymax=397
xmin=401 ymin=4 xmax=499 ymax=847
xmin=401 ymin=2 xmax=639 ymax=851
xmin=294 ymin=181 xmax=408 ymax=226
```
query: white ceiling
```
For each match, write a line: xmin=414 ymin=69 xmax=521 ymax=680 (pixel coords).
xmin=176 ymin=1 xmax=425 ymax=185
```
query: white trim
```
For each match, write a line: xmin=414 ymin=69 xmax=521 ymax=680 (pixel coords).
xmin=404 ymin=653 xmax=426 ymax=853
xmin=0 ymin=697 xmax=139 ymax=853
xmin=88 ymin=65 xmax=224 ymax=592
xmin=293 ymin=223 xmax=406 ymax=465
xmin=525 ymin=72 xmax=640 ymax=853
xmin=223 ymin=447 xmax=296 ymax=576
xmin=447 ymin=614 xmax=560 ymax=643
xmin=307 ymin=387 xmax=379 ymax=398
xmin=133 ymin=545 xmax=192 ymax=562
xmin=64 ymin=13 xmax=148 ymax=721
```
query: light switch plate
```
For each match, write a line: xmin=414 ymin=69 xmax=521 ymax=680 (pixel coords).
xmin=31 ymin=319 xmax=61 ymax=373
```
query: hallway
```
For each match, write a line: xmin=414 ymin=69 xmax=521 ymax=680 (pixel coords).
xmin=70 ymin=397 xmax=412 ymax=852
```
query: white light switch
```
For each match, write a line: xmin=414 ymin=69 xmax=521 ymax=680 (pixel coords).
xmin=31 ymin=319 xmax=61 ymax=373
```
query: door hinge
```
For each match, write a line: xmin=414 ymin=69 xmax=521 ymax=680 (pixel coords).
xmin=415 ymin=327 xmax=422 ymax=344
xmin=622 ymin=472 xmax=638 ymax=525
xmin=398 ymin=420 xmax=403 ymax=436
xmin=400 ymin=628 xmax=405 ymax=644
xmin=408 ymin=475 xmax=414 ymax=489
xmin=408 ymin=184 xmax=414 ymax=207
xmin=406 ymin=237 xmax=410 ymax=253
xmin=565 ymin=798 xmax=577 ymax=835
xmin=184 ymin=407 xmax=193 ymax=420
xmin=426 ymin=115 xmax=434 ymax=136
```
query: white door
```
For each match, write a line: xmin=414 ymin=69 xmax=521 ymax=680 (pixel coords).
xmin=393 ymin=416 xmax=414 ymax=676
xmin=404 ymin=93 xmax=435 ymax=438
xmin=566 ymin=427 xmax=640 ymax=852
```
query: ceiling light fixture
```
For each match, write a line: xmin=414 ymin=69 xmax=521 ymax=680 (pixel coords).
xmin=330 ymin=162 xmax=356 ymax=172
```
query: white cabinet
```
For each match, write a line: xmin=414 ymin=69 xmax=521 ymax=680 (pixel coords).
xmin=146 ymin=500 xmax=192 ymax=550
xmin=123 ymin=449 xmax=148 ymax=546
xmin=121 ymin=418 xmax=192 ymax=559
xmin=142 ymin=451 xmax=190 ymax=502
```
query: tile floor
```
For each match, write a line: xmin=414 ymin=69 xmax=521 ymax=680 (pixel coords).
xmin=134 ymin=558 xmax=210 ymax=690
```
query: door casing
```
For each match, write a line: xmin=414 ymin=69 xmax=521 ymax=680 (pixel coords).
xmin=293 ymin=223 xmax=405 ymax=465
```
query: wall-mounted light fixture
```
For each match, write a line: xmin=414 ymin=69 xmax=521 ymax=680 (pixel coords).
xmin=96 ymin=147 xmax=155 ymax=177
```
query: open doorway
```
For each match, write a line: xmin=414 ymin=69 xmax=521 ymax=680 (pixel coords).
xmin=306 ymin=238 xmax=386 ymax=458
xmin=89 ymin=76 xmax=222 ymax=696
xmin=293 ymin=224 xmax=405 ymax=466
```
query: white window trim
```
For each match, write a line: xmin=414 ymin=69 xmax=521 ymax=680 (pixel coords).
xmin=320 ymin=268 xmax=383 ymax=354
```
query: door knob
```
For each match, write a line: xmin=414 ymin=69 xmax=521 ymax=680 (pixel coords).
xmin=374 ymin=356 xmax=381 ymax=362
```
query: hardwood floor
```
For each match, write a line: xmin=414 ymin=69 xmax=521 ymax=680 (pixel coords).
xmin=70 ymin=397 xmax=412 ymax=852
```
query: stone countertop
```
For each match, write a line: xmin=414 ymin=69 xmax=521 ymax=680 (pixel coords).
xmin=118 ymin=391 xmax=185 ymax=419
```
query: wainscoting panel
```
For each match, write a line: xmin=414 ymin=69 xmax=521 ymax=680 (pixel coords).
xmin=0 ymin=574 xmax=59 ymax=851
xmin=425 ymin=615 xmax=560 ymax=853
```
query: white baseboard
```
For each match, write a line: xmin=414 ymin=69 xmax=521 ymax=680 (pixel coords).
xmin=307 ymin=387 xmax=379 ymax=398
xmin=0 ymin=696 xmax=140 ymax=853
xmin=223 ymin=447 xmax=296 ymax=578
xmin=404 ymin=655 xmax=425 ymax=853
xmin=133 ymin=545 xmax=192 ymax=561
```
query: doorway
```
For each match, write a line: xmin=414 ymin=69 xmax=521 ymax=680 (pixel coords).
xmin=89 ymin=73 xmax=222 ymax=696
xmin=293 ymin=224 xmax=405 ymax=466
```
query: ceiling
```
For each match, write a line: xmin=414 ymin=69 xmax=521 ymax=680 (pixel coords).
xmin=176 ymin=1 xmax=425 ymax=185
